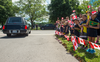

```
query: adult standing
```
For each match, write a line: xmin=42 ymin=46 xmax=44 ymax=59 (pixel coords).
xmin=36 ymin=24 xmax=38 ymax=30
xmin=95 ymin=6 xmax=100 ymax=43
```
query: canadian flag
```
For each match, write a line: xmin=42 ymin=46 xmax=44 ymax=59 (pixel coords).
xmin=71 ymin=36 xmax=78 ymax=51
xmin=71 ymin=36 xmax=74 ymax=42
xmin=73 ymin=10 xmax=76 ymax=12
xmin=78 ymin=38 xmax=86 ymax=46
xmin=87 ymin=5 xmax=91 ymax=8
xmin=89 ymin=42 xmax=100 ymax=50
xmin=92 ymin=11 xmax=97 ymax=15
xmin=64 ymin=35 xmax=69 ymax=41
xmin=57 ymin=31 xmax=59 ymax=35
xmin=61 ymin=17 xmax=64 ymax=20
xmin=72 ymin=16 xmax=77 ymax=20
xmin=56 ymin=21 xmax=58 ymax=23
xmin=58 ymin=32 xmax=61 ymax=35
xmin=55 ymin=31 xmax=57 ymax=34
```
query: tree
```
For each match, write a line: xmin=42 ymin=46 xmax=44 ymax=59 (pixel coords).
xmin=0 ymin=0 xmax=20 ymax=27
xmin=16 ymin=0 xmax=48 ymax=29
xmin=48 ymin=0 xmax=72 ymax=23
xmin=93 ymin=0 xmax=100 ymax=11
xmin=78 ymin=0 xmax=90 ymax=14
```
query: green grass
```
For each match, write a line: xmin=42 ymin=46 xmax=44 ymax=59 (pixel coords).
xmin=32 ymin=27 xmax=41 ymax=30
xmin=56 ymin=35 xmax=100 ymax=62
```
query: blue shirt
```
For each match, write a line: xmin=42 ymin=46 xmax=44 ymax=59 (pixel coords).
xmin=80 ymin=20 xmax=87 ymax=25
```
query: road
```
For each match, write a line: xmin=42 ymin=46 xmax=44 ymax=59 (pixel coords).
xmin=0 ymin=30 xmax=78 ymax=62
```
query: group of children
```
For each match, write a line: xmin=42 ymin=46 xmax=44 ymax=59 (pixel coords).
xmin=56 ymin=6 xmax=100 ymax=53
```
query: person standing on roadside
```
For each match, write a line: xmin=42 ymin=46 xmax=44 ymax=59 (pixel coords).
xmin=95 ymin=6 xmax=100 ymax=43
xmin=36 ymin=24 xmax=38 ymax=30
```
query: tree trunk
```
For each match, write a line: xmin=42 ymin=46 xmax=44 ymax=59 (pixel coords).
xmin=31 ymin=18 xmax=33 ymax=29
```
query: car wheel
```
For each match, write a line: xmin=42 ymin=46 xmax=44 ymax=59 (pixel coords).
xmin=7 ymin=34 xmax=11 ymax=37
xmin=29 ymin=31 xmax=31 ymax=34
xmin=42 ymin=28 xmax=44 ymax=30
xmin=25 ymin=33 xmax=28 ymax=36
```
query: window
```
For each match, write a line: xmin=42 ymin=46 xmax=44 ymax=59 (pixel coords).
xmin=8 ymin=17 xmax=22 ymax=23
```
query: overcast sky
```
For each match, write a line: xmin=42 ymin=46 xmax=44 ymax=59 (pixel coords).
xmin=12 ymin=0 xmax=51 ymax=4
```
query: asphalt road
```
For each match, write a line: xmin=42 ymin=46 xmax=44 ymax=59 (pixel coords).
xmin=0 ymin=30 xmax=78 ymax=62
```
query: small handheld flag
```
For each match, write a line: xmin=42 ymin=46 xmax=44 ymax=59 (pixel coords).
xmin=61 ymin=17 xmax=64 ymax=20
xmin=89 ymin=21 xmax=99 ymax=26
xmin=72 ymin=16 xmax=77 ymax=20
xmin=73 ymin=10 xmax=76 ymax=12
xmin=87 ymin=5 xmax=91 ymax=8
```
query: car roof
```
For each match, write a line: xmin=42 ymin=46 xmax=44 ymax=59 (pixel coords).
xmin=8 ymin=17 xmax=23 ymax=18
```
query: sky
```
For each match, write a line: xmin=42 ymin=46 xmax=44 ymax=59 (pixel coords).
xmin=12 ymin=0 xmax=51 ymax=4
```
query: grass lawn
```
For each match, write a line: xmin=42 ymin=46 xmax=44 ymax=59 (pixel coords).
xmin=32 ymin=27 xmax=41 ymax=30
xmin=56 ymin=35 xmax=100 ymax=62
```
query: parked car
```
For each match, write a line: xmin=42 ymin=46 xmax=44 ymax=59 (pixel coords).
xmin=40 ymin=24 xmax=56 ymax=30
xmin=2 ymin=17 xmax=31 ymax=37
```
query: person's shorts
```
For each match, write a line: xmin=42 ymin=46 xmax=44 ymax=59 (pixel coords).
xmin=65 ymin=32 xmax=69 ymax=35
xmin=70 ymin=30 xmax=74 ymax=35
xmin=61 ymin=27 xmax=63 ymax=32
xmin=97 ymin=29 xmax=100 ymax=36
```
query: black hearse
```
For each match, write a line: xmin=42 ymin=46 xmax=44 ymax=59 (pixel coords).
xmin=2 ymin=17 xmax=31 ymax=36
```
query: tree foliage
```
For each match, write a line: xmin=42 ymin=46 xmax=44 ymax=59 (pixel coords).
xmin=16 ymin=0 xmax=48 ymax=29
xmin=48 ymin=0 xmax=80 ymax=23
xmin=0 ymin=0 xmax=19 ymax=26
xmin=78 ymin=0 xmax=90 ymax=14
xmin=93 ymin=0 xmax=100 ymax=11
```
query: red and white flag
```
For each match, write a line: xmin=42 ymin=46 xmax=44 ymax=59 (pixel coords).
xmin=59 ymin=32 xmax=61 ymax=36
xmin=56 ymin=21 xmax=58 ymax=23
xmin=64 ymin=35 xmax=69 ymax=41
xmin=73 ymin=10 xmax=76 ymax=12
xmin=71 ymin=36 xmax=74 ymax=42
xmin=72 ymin=15 xmax=77 ymax=20
xmin=89 ymin=42 xmax=100 ymax=50
xmin=71 ymin=36 xmax=78 ymax=51
xmin=92 ymin=11 xmax=97 ymax=15
xmin=87 ymin=5 xmax=91 ymax=8
xmin=55 ymin=31 xmax=57 ymax=34
xmin=78 ymin=38 xmax=86 ymax=46
xmin=61 ymin=17 xmax=64 ymax=20
xmin=57 ymin=31 xmax=59 ymax=35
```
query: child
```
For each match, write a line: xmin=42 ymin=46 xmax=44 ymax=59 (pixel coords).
xmin=69 ymin=14 xmax=74 ymax=36
xmin=78 ymin=14 xmax=88 ymax=49
xmin=60 ymin=19 xmax=64 ymax=36
xmin=86 ymin=12 xmax=100 ymax=53
xmin=74 ymin=19 xmax=81 ymax=46
xmin=64 ymin=21 xmax=69 ymax=35
xmin=66 ymin=16 xmax=70 ymax=21
xmin=79 ymin=18 xmax=83 ymax=23
xmin=74 ymin=19 xmax=81 ymax=37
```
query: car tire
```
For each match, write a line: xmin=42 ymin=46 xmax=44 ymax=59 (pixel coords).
xmin=42 ymin=28 xmax=44 ymax=30
xmin=25 ymin=33 xmax=28 ymax=36
xmin=7 ymin=34 xmax=11 ymax=37
xmin=29 ymin=31 xmax=31 ymax=34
